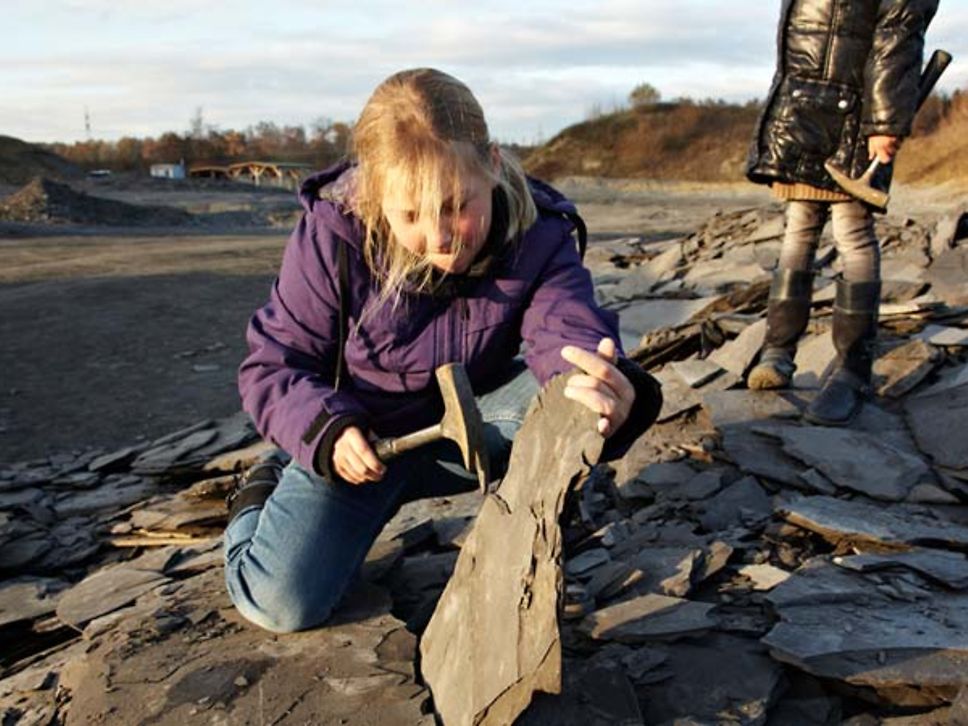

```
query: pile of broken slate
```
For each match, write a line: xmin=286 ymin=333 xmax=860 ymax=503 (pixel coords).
xmin=3 ymin=201 xmax=968 ymax=725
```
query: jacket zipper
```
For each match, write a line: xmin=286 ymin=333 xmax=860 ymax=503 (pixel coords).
xmin=459 ymin=297 xmax=469 ymax=363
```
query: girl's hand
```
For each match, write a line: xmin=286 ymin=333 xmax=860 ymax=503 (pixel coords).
xmin=560 ymin=338 xmax=635 ymax=437
xmin=332 ymin=426 xmax=386 ymax=484
xmin=868 ymin=135 xmax=900 ymax=164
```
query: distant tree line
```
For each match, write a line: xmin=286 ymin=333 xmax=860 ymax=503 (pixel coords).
xmin=45 ymin=112 xmax=352 ymax=172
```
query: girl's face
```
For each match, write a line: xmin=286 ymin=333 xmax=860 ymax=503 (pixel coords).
xmin=382 ymin=166 xmax=495 ymax=275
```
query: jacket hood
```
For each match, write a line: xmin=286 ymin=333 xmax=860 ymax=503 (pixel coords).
xmin=297 ymin=160 xmax=360 ymax=243
xmin=527 ymin=175 xmax=578 ymax=217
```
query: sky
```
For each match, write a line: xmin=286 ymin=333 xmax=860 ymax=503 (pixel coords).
xmin=3 ymin=1 xmax=967 ymax=146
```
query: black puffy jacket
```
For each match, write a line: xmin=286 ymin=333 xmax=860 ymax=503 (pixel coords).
xmin=747 ymin=0 xmax=938 ymax=191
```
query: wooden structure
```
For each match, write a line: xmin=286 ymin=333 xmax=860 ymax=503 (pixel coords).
xmin=188 ymin=161 xmax=312 ymax=189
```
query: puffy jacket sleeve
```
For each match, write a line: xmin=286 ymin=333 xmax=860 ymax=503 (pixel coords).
xmin=520 ymin=218 xmax=662 ymax=459
xmin=862 ymin=0 xmax=939 ymax=137
xmin=238 ymin=214 xmax=368 ymax=475
xmin=519 ymin=217 xmax=620 ymax=383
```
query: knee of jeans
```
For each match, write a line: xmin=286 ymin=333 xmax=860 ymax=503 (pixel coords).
xmin=226 ymin=567 xmax=340 ymax=633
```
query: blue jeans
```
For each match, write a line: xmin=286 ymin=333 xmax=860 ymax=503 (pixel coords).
xmin=224 ymin=362 xmax=538 ymax=632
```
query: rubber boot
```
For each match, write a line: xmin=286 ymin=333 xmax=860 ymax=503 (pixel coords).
xmin=804 ymin=280 xmax=881 ymax=426
xmin=747 ymin=269 xmax=814 ymax=390
xmin=226 ymin=449 xmax=289 ymax=523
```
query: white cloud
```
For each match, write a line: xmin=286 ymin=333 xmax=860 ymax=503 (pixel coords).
xmin=1 ymin=0 xmax=964 ymax=144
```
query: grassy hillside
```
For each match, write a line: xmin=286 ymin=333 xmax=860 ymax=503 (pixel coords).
xmin=523 ymin=94 xmax=968 ymax=187
xmin=523 ymin=102 xmax=760 ymax=182
xmin=896 ymin=91 xmax=968 ymax=185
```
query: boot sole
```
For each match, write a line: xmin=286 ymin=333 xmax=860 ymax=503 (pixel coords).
xmin=747 ymin=366 xmax=791 ymax=390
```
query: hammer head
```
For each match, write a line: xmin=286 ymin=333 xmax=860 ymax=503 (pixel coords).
xmin=824 ymin=159 xmax=889 ymax=211
xmin=436 ymin=363 xmax=491 ymax=491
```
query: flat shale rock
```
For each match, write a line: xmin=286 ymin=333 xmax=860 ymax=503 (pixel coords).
xmin=579 ymin=593 xmax=715 ymax=643
xmin=635 ymin=635 xmax=785 ymax=725
xmin=905 ymin=381 xmax=968 ymax=470
xmin=669 ymin=358 xmax=725 ymax=388
xmin=833 ymin=548 xmax=968 ymax=590
xmin=618 ymin=297 xmax=718 ymax=338
xmin=924 ymin=247 xmax=968 ymax=305
xmin=518 ymin=658 xmax=645 ymax=725
xmin=758 ymin=425 xmax=931 ymax=501
xmin=764 ymin=559 xmax=968 ymax=704
xmin=129 ymin=494 xmax=227 ymax=533
xmin=707 ymin=318 xmax=767 ymax=377
xmin=130 ymin=412 xmax=258 ymax=475
xmin=0 ymin=576 xmax=66 ymax=626
xmin=419 ymin=372 xmax=604 ymax=726
xmin=702 ymin=389 xmax=801 ymax=430
xmin=627 ymin=546 xmax=706 ymax=597
xmin=654 ymin=365 xmax=740 ymax=422
xmin=873 ymin=339 xmax=943 ymax=398
xmin=721 ymin=424 xmax=808 ymax=488
xmin=780 ymin=495 xmax=968 ymax=549
xmin=56 ymin=569 xmax=430 ymax=725
xmin=51 ymin=475 xmax=158 ymax=519
xmin=915 ymin=324 xmax=968 ymax=347
xmin=699 ymin=475 xmax=773 ymax=532
xmin=793 ymin=333 xmax=837 ymax=388
xmin=740 ymin=563 xmax=792 ymax=591
xmin=56 ymin=563 xmax=170 ymax=629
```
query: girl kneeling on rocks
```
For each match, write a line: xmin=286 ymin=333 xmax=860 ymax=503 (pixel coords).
xmin=225 ymin=68 xmax=662 ymax=633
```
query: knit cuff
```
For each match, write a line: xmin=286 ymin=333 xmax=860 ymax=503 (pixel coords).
xmin=313 ymin=414 xmax=368 ymax=485
xmin=601 ymin=357 xmax=663 ymax=461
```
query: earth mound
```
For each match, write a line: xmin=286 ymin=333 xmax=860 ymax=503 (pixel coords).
xmin=0 ymin=177 xmax=194 ymax=226
xmin=0 ymin=135 xmax=84 ymax=186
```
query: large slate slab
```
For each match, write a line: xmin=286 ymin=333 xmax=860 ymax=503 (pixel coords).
xmin=905 ymin=381 xmax=968 ymax=470
xmin=764 ymin=559 xmax=968 ymax=703
xmin=56 ymin=565 xmax=170 ymax=629
xmin=720 ymin=424 xmax=808 ymax=488
xmin=757 ymin=425 xmax=931 ymax=502
xmin=0 ymin=577 xmax=67 ymax=627
xmin=54 ymin=568 xmax=431 ymax=725
xmin=618 ymin=297 xmax=719 ymax=338
xmin=702 ymin=389 xmax=801 ymax=430
xmin=833 ymin=548 xmax=968 ymax=590
xmin=779 ymin=495 xmax=968 ymax=549
xmin=419 ymin=372 xmax=604 ymax=726
xmin=635 ymin=635 xmax=785 ymax=725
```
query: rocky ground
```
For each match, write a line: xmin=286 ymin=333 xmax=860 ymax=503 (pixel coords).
xmin=2 ymin=178 xmax=968 ymax=724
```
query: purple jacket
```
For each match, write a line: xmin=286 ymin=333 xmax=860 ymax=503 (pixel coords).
xmin=239 ymin=163 xmax=657 ymax=476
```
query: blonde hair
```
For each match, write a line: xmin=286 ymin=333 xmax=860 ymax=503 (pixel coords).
xmin=351 ymin=68 xmax=537 ymax=310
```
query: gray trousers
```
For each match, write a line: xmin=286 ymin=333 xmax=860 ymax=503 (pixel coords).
xmin=778 ymin=199 xmax=880 ymax=282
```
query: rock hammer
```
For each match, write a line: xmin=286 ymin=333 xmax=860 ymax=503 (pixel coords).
xmin=373 ymin=363 xmax=491 ymax=491
xmin=825 ymin=49 xmax=953 ymax=211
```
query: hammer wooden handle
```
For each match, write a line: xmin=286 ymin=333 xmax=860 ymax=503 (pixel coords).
xmin=373 ymin=423 xmax=444 ymax=461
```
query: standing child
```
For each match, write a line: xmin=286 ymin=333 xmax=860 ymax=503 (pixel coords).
xmin=746 ymin=0 xmax=938 ymax=424
xmin=226 ymin=68 xmax=662 ymax=633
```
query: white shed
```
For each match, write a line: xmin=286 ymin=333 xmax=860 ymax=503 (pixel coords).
xmin=150 ymin=162 xmax=186 ymax=179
